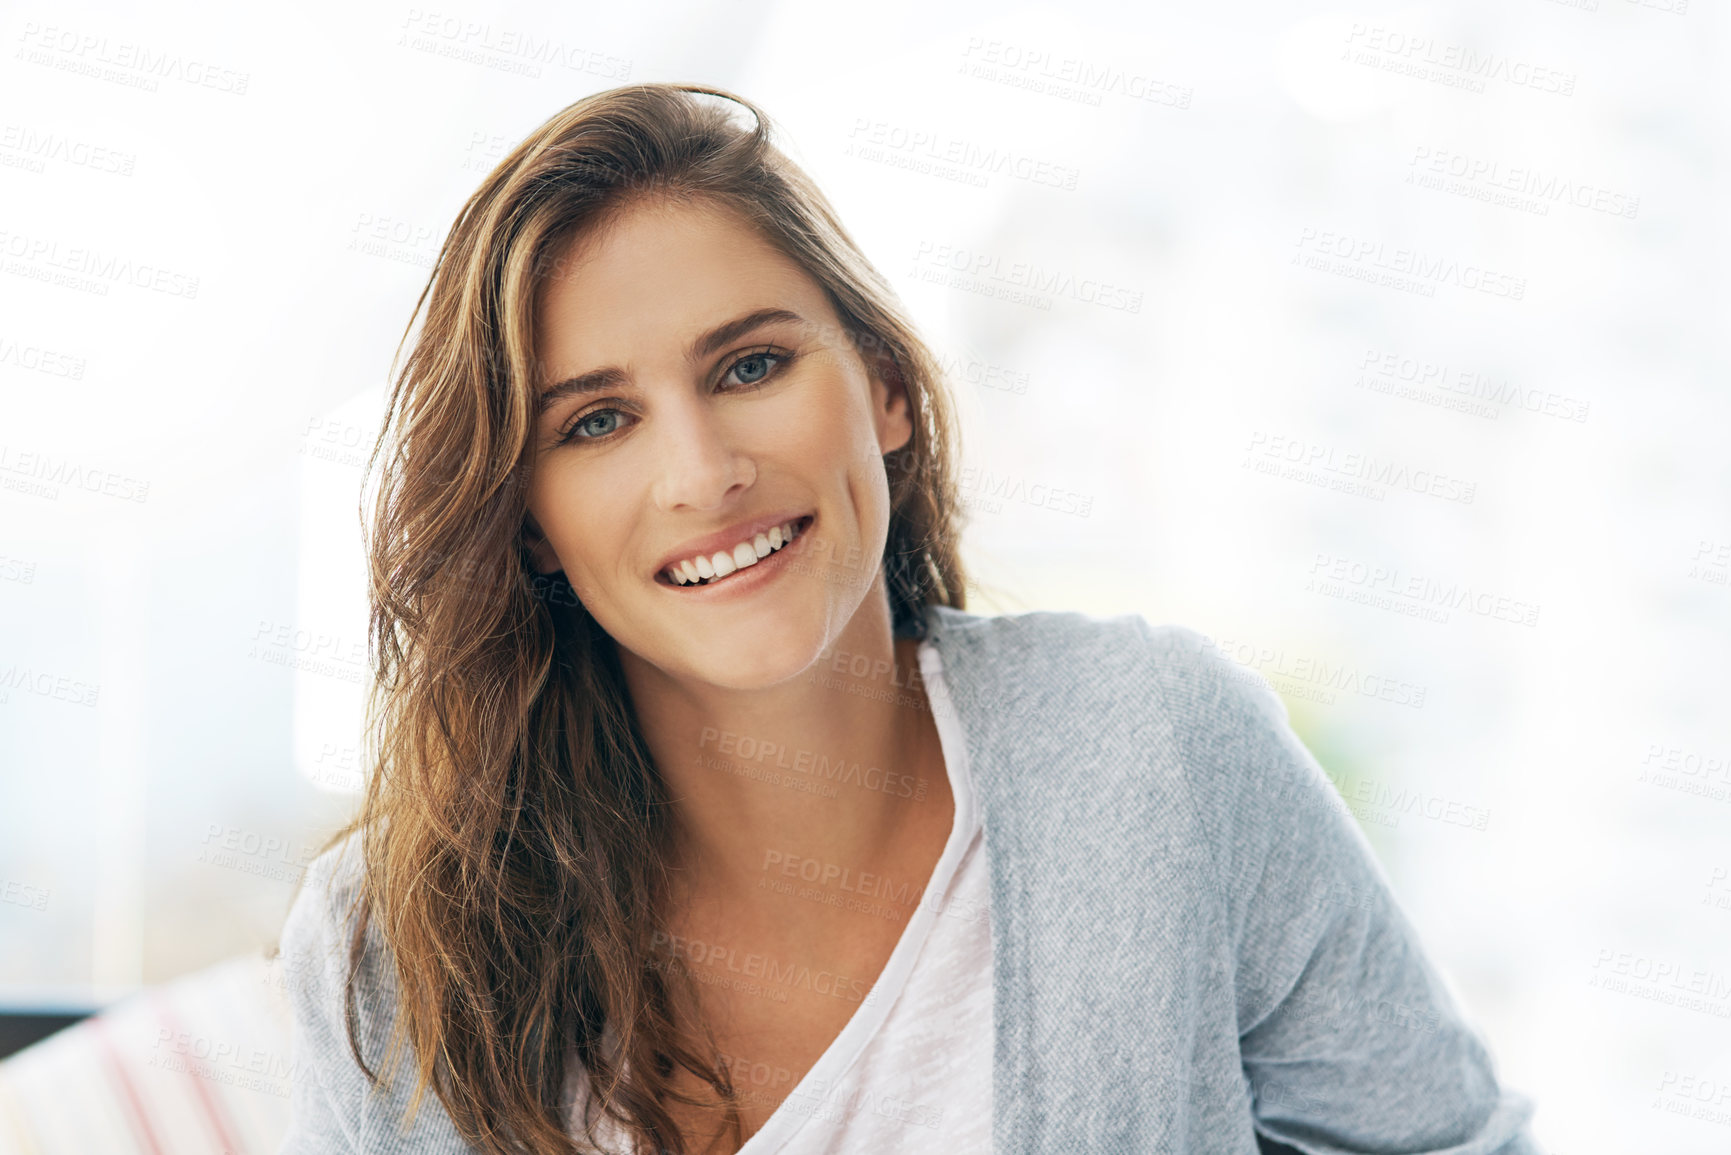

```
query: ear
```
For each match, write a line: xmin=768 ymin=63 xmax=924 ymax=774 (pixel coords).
xmin=867 ymin=350 xmax=914 ymax=457
xmin=521 ymin=511 xmax=564 ymax=575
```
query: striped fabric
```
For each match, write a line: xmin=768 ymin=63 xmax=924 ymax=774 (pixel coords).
xmin=0 ymin=953 xmax=293 ymax=1155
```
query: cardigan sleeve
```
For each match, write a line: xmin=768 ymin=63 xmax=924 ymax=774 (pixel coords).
xmin=275 ymin=838 xmax=367 ymax=1154
xmin=273 ymin=841 xmax=495 ymax=1155
xmin=273 ymin=836 xmax=475 ymax=1155
xmin=1143 ymin=622 xmax=1541 ymax=1155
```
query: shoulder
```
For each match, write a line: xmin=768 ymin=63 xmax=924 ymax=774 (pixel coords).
xmin=925 ymin=601 xmax=1164 ymax=689
xmin=276 ymin=827 xmax=405 ymax=1075
xmin=279 ymin=828 xmax=370 ymax=981
xmin=926 ymin=603 xmax=1285 ymax=733
xmin=926 ymin=604 xmax=1320 ymax=855
xmin=276 ymin=830 xmax=480 ymax=1150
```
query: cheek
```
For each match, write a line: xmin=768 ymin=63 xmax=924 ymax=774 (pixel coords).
xmin=781 ymin=365 xmax=879 ymax=464
xmin=529 ymin=473 xmax=598 ymax=576
xmin=556 ymin=513 xmax=620 ymax=585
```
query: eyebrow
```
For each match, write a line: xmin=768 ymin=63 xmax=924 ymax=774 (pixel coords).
xmin=534 ymin=307 xmax=807 ymax=417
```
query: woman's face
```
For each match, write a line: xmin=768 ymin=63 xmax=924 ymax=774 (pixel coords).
xmin=523 ymin=195 xmax=913 ymax=690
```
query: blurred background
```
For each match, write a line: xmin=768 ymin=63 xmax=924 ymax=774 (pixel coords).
xmin=1 ymin=0 xmax=1727 ymax=1152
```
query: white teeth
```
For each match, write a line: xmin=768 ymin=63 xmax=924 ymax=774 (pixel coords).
xmin=663 ymin=517 xmax=806 ymax=586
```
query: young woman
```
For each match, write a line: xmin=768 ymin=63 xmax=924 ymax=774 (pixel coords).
xmin=276 ymin=84 xmax=1541 ymax=1155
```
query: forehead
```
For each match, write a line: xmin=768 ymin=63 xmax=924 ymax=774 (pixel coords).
xmin=532 ymin=196 xmax=830 ymax=368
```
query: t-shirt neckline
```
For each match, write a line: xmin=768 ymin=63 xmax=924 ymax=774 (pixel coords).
xmin=734 ymin=636 xmax=977 ymax=1152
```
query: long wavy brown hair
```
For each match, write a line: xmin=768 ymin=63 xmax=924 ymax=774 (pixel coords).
xmin=316 ymin=83 xmax=969 ymax=1154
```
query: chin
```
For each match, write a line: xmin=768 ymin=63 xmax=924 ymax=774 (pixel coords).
xmin=686 ymin=632 xmax=821 ymax=691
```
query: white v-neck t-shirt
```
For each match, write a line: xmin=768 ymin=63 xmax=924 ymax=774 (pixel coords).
xmin=566 ymin=638 xmax=994 ymax=1153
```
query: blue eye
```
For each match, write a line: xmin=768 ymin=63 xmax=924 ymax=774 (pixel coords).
xmin=572 ymin=410 xmax=621 ymax=439
xmin=726 ymin=349 xmax=793 ymax=388
xmin=554 ymin=406 xmax=631 ymax=445
xmin=731 ymin=353 xmax=774 ymax=385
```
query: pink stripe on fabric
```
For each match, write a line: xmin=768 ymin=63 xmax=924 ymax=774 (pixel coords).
xmin=92 ymin=1017 xmax=166 ymax=1155
xmin=154 ymin=993 xmax=248 ymax=1155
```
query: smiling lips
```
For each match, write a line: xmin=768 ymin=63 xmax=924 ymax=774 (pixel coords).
xmin=660 ymin=515 xmax=813 ymax=587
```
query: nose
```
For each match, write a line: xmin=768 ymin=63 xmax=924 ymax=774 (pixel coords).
xmin=648 ymin=389 xmax=755 ymax=512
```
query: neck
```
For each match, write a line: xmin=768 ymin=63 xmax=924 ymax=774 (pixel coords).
xmin=618 ymin=594 xmax=947 ymax=915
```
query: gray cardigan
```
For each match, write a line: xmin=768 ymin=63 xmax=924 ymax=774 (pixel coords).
xmin=276 ymin=603 xmax=1541 ymax=1153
